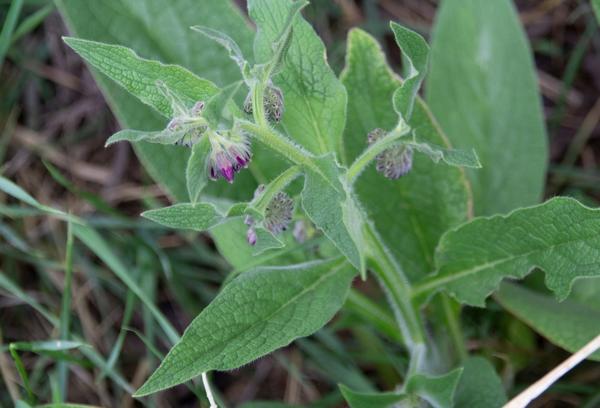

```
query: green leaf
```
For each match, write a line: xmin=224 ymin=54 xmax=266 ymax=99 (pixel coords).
xmin=408 ymin=141 xmax=481 ymax=168
xmin=191 ymin=25 xmax=247 ymax=72
xmin=426 ymin=0 xmax=548 ymax=215
xmin=389 ymin=22 xmax=429 ymax=122
xmin=105 ymin=128 xmax=187 ymax=146
xmin=248 ymin=226 xmax=285 ymax=255
xmin=340 ymin=28 xmax=472 ymax=281
xmin=63 ymin=37 xmax=218 ymax=118
xmin=496 ymin=283 xmax=600 ymax=361
xmin=260 ymin=0 xmax=308 ymax=76
xmin=593 ymin=0 xmax=600 ymax=23
xmin=9 ymin=341 xmax=86 ymax=353
xmin=404 ymin=369 xmax=463 ymax=408
xmin=413 ymin=197 xmax=600 ymax=306
xmin=56 ymin=0 xmax=255 ymax=202
xmin=301 ymin=156 xmax=365 ymax=272
xmin=142 ymin=203 xmax=224 ymax=231
xmin=454 ymin=357 xmax=507 ymax=408
xmin=135 ymin=258 xmax=355 ymax=396
xmin=0 ymin=0 xmax=23 ymax=69
xmin=0 ymin=176 xmax=80 ymax=223
xmin=202 ymin=81 xmax=243 ymax=128
xmin=186 ymin=137 xmax=212 ymax=203
xmin=249 ymin=0 xmax=347 ymax=157
xmin=339 ymin=385 xmax=406 ymax=408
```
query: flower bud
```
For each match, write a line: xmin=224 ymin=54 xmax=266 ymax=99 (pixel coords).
xmin=243 ymin=85 xmax=285 ymax=123
xmin=264 ymin=191 xmax=294 ymax=234
xmin=246 ymin=227 xmax=257 ymax=246
xmin=367 ymin=128 xmax=413 ymax=179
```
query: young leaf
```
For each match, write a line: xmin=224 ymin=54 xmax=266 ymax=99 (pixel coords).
xmin=202 ymin=81 xmax=243 ymax=128
xmin=262 ymin=0 xmax=308 ymax=76
xmin=134 ymin=258 xmax=355 ymax=396
xmin=249 ymin=226 xmax=285 ymax=255
xmin=301 ymin=156 xmax=365 ymax=272
xmin=427 ymin=0 xmax=548 ymax=215
xmin=389 ymin=22 xmax=429 ymax=122
xmin=496 ymin=283 xmax=600 ymax=361
xmin=186 ymin=137 xmax=212 ymax=203
xmin=191 ymin=25 xmax=247 ymax=71
xmin=249 ymin=0 xmax=347 ymax=157
xmin=63 ymin=37 xmax=218 ymax=118
xmin=142 ymin=203 xmax=224 ymax=231
xmin=413 ymin=197 xmax=600 ymax=306
xmin=340 ymin=29 xmax=472 ymax=281
xmin=454 ymin=357 xmax=507 ymax=408
xmin=339 ymin=384 xmax=407 ymax=408
xmin=408 ymin=141 xmax=481 ymax=168
xmin=105 ymin=128 xmax=188 ymax=147
xmin=404 ymin=368 xmax=463 ymax=408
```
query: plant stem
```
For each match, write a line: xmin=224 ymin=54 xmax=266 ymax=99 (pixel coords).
xmin=364 ymin=224 xmax=427 ymax=371
xmin=239 ymin=121 xmax=313 ymax=166
xmin=441 ymin=295 xmax=467 ymax=363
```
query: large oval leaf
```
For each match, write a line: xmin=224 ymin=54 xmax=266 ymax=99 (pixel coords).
xmin=341 ymin=28 xmax=472 ymax=281
xmin=413 ymin=197 xmax=600 ymax=306
xmin=135 ymin=258 xmax=355 ymax=396
xmin=426 ymin=0 xmax=548 ymax=216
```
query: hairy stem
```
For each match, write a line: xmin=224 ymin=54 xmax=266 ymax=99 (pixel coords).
xmin=364 ymin=224 xmax=428 ymax=371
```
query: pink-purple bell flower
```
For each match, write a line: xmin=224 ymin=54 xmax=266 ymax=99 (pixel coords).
xmin=207 ymin=130 xmax=252 ymax=183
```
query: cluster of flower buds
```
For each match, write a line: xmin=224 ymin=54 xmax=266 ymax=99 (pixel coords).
xmin=207 ymin=129 xmax=252 ymax=183
xmin=245 ymin=186 xmax=294 ymax=246
xmin=167 ymin=101 xmax=208 ymax=147
xmin=244 ymin=85 xmax=285 ymax=123
xmin=367 ymin=128 xmax=413 ymax=179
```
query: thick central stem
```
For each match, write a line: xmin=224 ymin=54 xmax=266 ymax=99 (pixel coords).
xmin=364 ymin=224 xmax=427 ymax=370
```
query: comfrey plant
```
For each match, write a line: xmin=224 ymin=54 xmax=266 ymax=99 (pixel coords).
xmin=61 ymin=0 xmax=600 ymax=406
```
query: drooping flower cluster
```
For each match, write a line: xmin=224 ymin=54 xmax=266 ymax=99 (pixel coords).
xmin=244 ymin=84 xmax=285 ymax=123
xmin=245 ymin=185 xmax=294 ymax=246
xmin=367 ymin=128 xmax=413 ymax=180
xmin=207 ymin=129 xmax=252 ymax=183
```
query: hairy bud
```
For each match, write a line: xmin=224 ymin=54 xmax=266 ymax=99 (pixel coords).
xmin=264 ymin=191 xmax=294 ymax=234
xmin=244 ymin=85 xmax=285 ymax=123
xmin=367 ymin=128 xmax=413 ymax=179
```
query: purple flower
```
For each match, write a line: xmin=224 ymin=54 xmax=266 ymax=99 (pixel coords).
xmin=246 ymin=227 xmax=257 ymax=246
xmin=207 ymin=131 xmax=252 ymax=183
